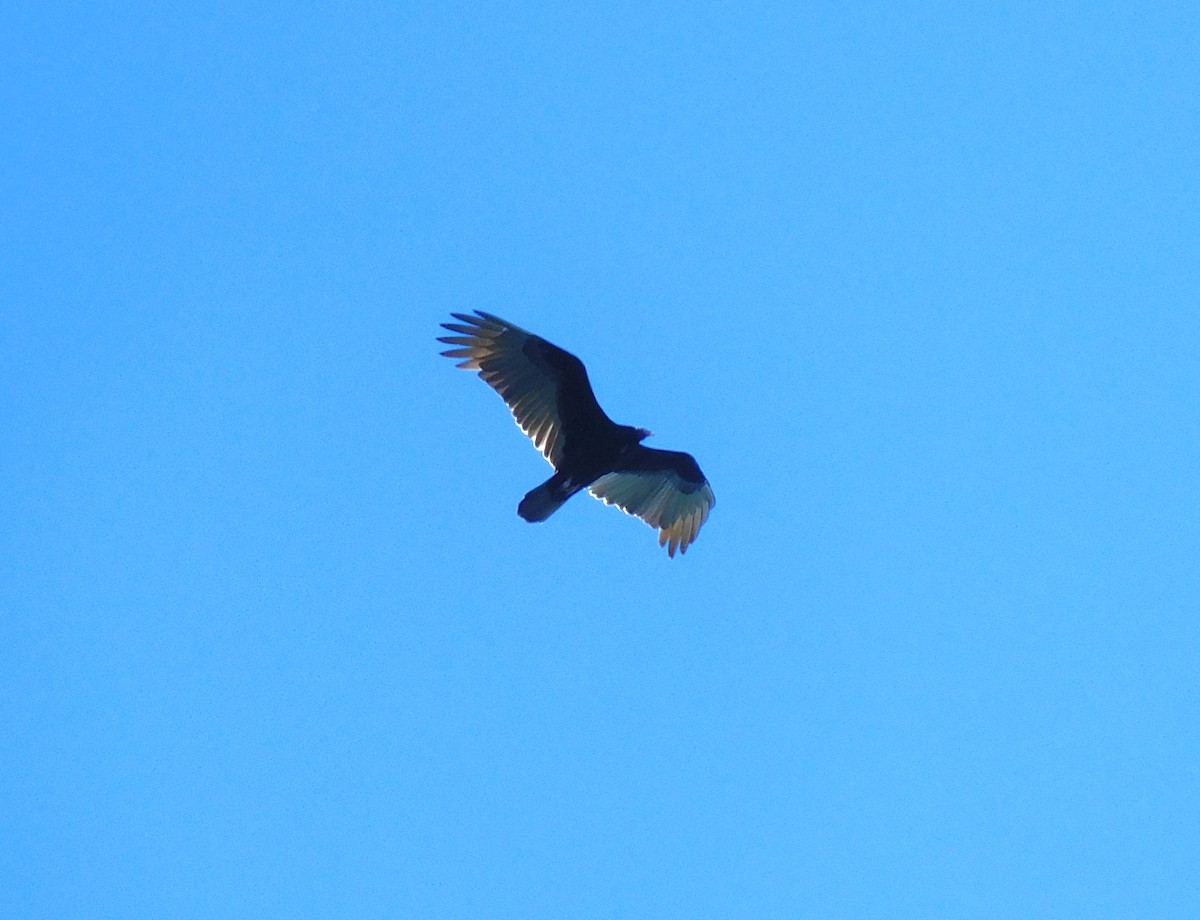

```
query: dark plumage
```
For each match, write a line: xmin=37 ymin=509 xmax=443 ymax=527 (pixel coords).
xmin=438 ymin=311 xmax=715 ymax=556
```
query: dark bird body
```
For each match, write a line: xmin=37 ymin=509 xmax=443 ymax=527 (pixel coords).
xmin=438 ymin=311 xmax=715 ymax=556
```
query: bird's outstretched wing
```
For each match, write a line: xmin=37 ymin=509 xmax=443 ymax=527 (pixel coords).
xmin=438 ymin=311 xmax=609 ymax=465
xmin=589 ymin=447 xmax=716 ymax=557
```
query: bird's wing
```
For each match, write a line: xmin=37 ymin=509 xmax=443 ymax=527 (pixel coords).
xmin=589 ymin=447 xmax=715 ymax=557
xmin=438 ymin=311 xmax=608 ymax=466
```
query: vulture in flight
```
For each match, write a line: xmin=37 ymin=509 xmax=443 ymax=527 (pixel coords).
xmin=438 ymin=311 xmax=715 ymax=556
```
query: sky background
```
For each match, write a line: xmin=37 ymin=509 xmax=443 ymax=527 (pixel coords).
xmin=3 ymin=2 xmax=1198 ymax=917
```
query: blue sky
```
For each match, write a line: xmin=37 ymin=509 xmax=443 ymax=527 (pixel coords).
xmin=3 ymin=2 xmax=1198 ymax=917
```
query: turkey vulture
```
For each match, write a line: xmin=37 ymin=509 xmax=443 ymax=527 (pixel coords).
xmin=438 ymin=311 xmax=715 ymax=556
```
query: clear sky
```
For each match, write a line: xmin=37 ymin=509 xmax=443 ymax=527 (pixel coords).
xmin=4 ymin=2 xmax=1198 ymax=917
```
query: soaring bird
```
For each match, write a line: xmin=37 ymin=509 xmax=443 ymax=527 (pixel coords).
xmin=438 ymin=311 xmax=715 ymax=556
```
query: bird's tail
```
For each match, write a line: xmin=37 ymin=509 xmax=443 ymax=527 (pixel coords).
xmin=518 ymin=472 xmax=582 ymax=523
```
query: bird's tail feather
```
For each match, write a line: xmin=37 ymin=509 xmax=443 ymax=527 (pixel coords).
xmin=518 ymin=473 xmax=580 ymax=523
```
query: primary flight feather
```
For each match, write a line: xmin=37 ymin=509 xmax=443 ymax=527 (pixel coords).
xmin=438 ymin=311 xmax=715 ymax=556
